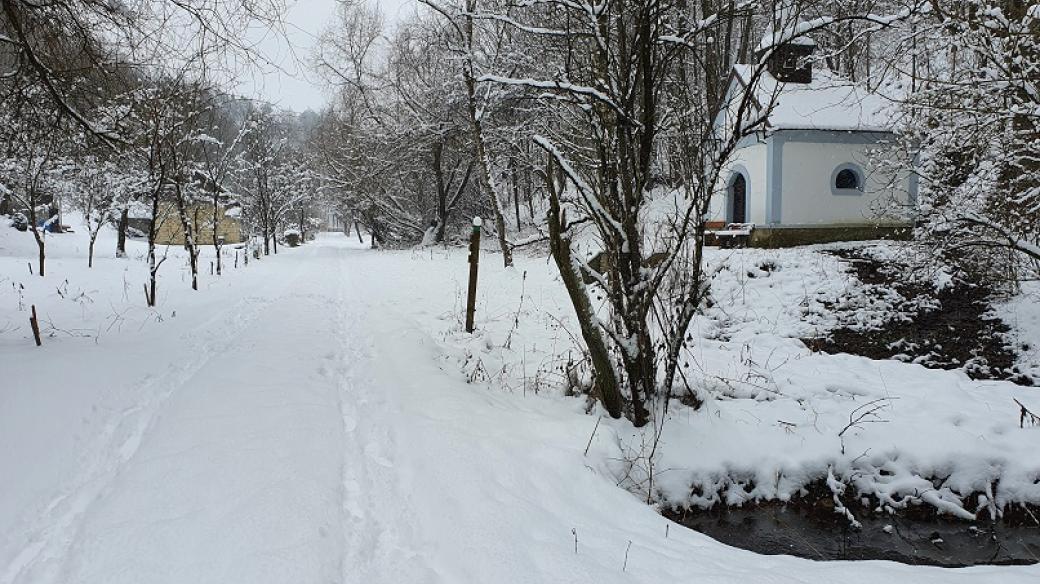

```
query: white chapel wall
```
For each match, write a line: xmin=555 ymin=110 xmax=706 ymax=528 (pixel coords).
xmin=779 ymin=140 xmax=912 ymax=226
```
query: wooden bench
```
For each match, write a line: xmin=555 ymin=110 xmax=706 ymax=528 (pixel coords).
xmin=707 ymin=223 xmax=755 ymax=248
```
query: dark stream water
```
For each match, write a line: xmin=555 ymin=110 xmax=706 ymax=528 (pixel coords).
xmin=671 ymin=507 xmax=1040 ymax=566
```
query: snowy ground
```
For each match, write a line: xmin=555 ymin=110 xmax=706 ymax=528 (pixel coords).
xmin=439 ymin=239 xmax=1040 ymax=523
xmin=1 ymin=223 xmax=1039 ymax=582
xmin=996 ymin=280 xmax=1040 ymax=383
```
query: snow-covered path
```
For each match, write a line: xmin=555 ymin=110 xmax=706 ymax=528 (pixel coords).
xmin=4 ymin=242 xmax=352 ymax=583
xmin=3 ymin=235 xmax=1037 ymax=583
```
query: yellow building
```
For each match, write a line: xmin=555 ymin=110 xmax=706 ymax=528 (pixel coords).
xmin=154 ymin=204 xmax=244 ymax=245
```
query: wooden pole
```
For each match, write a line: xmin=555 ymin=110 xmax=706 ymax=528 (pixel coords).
xmin=465 ymin=217 xmax=482 ymax=333
xmin=29 ymin=304 xmax=41 ymax=346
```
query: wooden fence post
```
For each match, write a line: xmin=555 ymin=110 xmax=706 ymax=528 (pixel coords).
xmin=465 ymin=217 xmax=482 ymax=333
xmin=29 ymin=304 xmax=41 ymax=346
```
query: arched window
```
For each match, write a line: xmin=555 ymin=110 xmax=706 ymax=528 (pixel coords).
xmin=835 ymin=169 xmax=859 ymax=189
xmin=831 ymin=164 xmax=864 ymax=195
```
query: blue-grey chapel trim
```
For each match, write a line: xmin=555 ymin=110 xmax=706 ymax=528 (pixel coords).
xmin=776 ymin=129 xmax=898 ymax=145
xmin=766 ymin=134 xmax=784 ymax=225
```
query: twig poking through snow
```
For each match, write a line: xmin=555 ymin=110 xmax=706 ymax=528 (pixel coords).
xmin=1014 ymin=398 xmax=1040 ymax=428
xmin=584 ymin=417 xmax=601 ymax=457
xmin=838 ymin=398 xmax=893 ymax=455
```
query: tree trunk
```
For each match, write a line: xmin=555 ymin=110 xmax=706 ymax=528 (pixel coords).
xmin=512 ymin=169 xmax=521 ymax=229
xmin=116 ymin=206 xmax=128 ymax=258
xmin=472 ymin=125 xmax=512 ymax=267
xmin=147 ymin=235 xmax=157 ymax=307
xmin=432 ymin=143 xmax=449 ymax=243
xmin=88 ymin=236 xmax=96 ymax=268
xmin=368 ymin=218 xmax=382 ymax=248
xmin=213 ymin=198 xmax=223 ymax=276
xmin=545 ymin=163 xmax=623 ymax=419
xmin=188 ymin=251 xmax=198 ymax=290
xmin=525 ymin=165 xmax=534 ymax=222
xmin=27 ymin=203 xmax=45 ymax=277
xmin=146 ymin=182 xmax=162 ymax=307
xmin=35 ymin=232 xmax=45 ymax=278
xmin=462 ymin=1 xmax=512 ymax=267
xmin=622 ymin=331 xmax=653 ymax=428
xmin=147 ymin=236 xmax=156 ymax=306
xmin=174 ymin=193 xmax=199 ymax=291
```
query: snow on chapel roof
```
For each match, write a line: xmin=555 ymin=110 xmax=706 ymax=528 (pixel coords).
xmin=755 ymin=24 xmax=817 ymax=53
xmin=754 ymin=3 xmax=818 ymax=52
xmin=729 ymin=64 xmax=896 ymax=133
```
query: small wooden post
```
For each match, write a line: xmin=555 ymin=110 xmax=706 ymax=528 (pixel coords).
xmin=465 ymin=217 xmax=482 ymax=333
xmin=143 ymin=283 xmax=150 ymax=306
xmin=234 ymin=251 xmax=239 ymax=268
xmin=29 ymin=304 xmax=41 ymax=346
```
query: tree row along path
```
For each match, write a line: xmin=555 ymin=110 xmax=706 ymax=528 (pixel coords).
xmin=2 ymin=235 xmax=1033 ymax=584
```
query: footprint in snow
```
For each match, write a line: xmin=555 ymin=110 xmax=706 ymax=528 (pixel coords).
xmin=363 ymin=443 xmax=393 ymax=468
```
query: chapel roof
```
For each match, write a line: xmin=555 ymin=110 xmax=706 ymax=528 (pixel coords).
xmin=727 ymin=64 xmax=896 ymax=133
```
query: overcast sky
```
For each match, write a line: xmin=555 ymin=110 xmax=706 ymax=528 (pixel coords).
xmin=236 ymin=0 xmax=417 ymax=112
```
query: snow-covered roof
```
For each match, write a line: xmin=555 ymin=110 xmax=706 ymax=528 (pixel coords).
xmin=728 ymin=65 xmax=895 ymax=133
xmin=754 ymin=3 xmax=818 ymax=52
xmin=755 ymin=29 xmax=816 ymax=52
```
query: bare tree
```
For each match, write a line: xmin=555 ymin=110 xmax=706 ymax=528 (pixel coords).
xmin=196 ymin=106 xmax=250 ymax=275
xmin=0 ymin=0 xmax=287 ymax=145
xmin=73 ymin=156 xmax=143 ymax=267
xmin=0 ymin=110 xmax=73 ymax=277
xmin=418 ymin=0 xmax=516 ymax=265
xmin=479 ymin=0 xmax=921 ymax=424
xmin=238 ymin=106 xmax=317 ymax=255
xmin=314 ymin=4 xmax=484 ymax=247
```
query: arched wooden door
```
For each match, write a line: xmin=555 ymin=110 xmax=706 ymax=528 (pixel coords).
xmin=730 ymin=174 xmax=747 ymax=224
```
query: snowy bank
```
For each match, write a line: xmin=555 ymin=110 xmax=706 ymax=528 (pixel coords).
xmin=419 ymin=241 xmax=1040 ymax=526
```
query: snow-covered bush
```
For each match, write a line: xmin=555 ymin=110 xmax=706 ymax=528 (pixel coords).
xmin=894 ymin=2 xmax=1040 ymax=285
